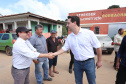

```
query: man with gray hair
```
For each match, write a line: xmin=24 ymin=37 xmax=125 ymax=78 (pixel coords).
xmin=29 ymin=24 xmax=52 ymax=84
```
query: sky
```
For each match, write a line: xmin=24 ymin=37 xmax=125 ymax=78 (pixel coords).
xmin=0 ymin=0 xmax=126 ymax=20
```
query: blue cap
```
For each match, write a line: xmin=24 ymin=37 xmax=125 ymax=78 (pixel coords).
xmin=51 ymin=30 xmax=56 ymax=33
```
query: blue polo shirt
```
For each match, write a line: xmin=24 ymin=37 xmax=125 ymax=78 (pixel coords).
xmin=29 ymin=33 xmax=48 ymax=62
xmin=117 ymin=35 xmax=126 ymax=67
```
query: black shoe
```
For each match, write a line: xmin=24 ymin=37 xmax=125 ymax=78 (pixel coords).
xmin=69 ymin=69 xmax=72 ymax=73
xmin=43 ymin=78 xmax=52 ymax=81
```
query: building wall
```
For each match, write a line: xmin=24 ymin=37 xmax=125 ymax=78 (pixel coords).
xmin=69 ymin=7 xmax=126 ymax=24
xmin=53 ymin=25 xmax=57 ymax=31
xmin=41 ymin=23 xmax=49 ymax=33
xmin=92 ymin=24 xmax=108 ymax=34
xmin=57 ymin=25 xmax=62 ymax=36
xmin=31 ymin=21 xmax=37 ymax=35
xmin=69 ymin=7 xmax=126 ymax=35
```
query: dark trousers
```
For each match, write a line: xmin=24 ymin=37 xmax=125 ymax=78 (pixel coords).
xmin=114 ymin=52 xmax=118 ymax=68
xmin=116 ymin=65 xmax=126 ymax=84
xmin=69 ymin=50 xmax=74 ymax=69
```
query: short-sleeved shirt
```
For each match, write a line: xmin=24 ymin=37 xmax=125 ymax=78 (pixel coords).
xmin=46 ymin=36 xmax=58 ymax=52
xmin=29 ymin=33 xmax=48 ymax=62
xmin=114 ymin=34 xmax=123 ymax=52
xmin=62 ymin=28 xmax=101 ymax=61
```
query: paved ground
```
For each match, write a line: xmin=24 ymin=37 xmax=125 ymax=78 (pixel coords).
xmin=0 ymin=51 xmax=117 ymax=84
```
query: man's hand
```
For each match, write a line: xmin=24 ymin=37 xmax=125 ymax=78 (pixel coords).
xmin=52 ymin=53 xmax=57 ymax=57
xmin=96 ymin=61 xmax=102 ymax=69
xmin=47 ymin=53 xmax=55 ymax=59
xmin=33 ymin=60 xmax=39 ymax=64
xmin=116 ymin=62 xmax=120 ymax=70
xmin=116 ymin=57 xmax=120 ymax=70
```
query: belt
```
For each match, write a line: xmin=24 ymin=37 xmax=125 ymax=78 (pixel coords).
xmin=12 ymin=66 xmax=29 ymax=70
xmin=77 ymin=58 xmax=94 ymax=62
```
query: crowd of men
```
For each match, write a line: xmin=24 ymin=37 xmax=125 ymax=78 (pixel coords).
xmin=10 ymin=16 xmax=126 ymax=84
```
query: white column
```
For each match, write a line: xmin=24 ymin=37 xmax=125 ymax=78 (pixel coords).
xmin=37 ymin=20 xmax=39 ymax=24
xmin=28 ymin=20 xmax=31 ymax=29
xmin=14 ymin=21 xmax=17 ymax=29
xmin=3 ymin=23 xmax=5 ymax=30
xmin=52 ymin=24 xmax=53 ymax=30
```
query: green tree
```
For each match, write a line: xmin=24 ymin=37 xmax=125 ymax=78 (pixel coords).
xmin=62 ymin=19 xmax=68 ymax=35
xmin=62 ymin=26 xmax=67 ymax=35
xmin=108 ymin=5 xmax=120 ymax=9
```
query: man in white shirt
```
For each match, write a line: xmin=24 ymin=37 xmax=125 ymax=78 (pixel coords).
xmin=11 ymin=27 xmax=53 ymax=84
xmin=113 ymin=28 xmax=124 ymax=69
xmin=52 ymin=16 xmax=102 ymax=84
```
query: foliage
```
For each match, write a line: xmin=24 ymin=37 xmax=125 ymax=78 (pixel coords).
xmin=108 ymin=5 xmax=120 ymax=9
xmin=62 ymin=26 xmax=68 ymax=35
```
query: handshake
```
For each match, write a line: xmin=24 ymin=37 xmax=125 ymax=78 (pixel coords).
xmin=33 ymin=52 xmax=58 ymax=64
xmin=47 ymin=52 xmax=57 ymax=59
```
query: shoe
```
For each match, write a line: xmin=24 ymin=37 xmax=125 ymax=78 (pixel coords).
xmin=49 ymin=73 xmax=54 ymax=77
xmin=43 ymin=78 xmax=52 ymax=81
xmin=42 ymin=83 xmax=44 ymax=84
xmin=69 ymin=69 xmax=72 ymax=73
xmin=53 ymin=71 xmax=59 ymax=74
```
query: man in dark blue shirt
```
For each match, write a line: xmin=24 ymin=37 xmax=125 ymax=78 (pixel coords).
xmin=116 ymin=35 xmax=126 ymax=84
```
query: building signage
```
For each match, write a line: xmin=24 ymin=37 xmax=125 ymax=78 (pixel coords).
xmin=69 ymin=7 xmax=126 ymax=24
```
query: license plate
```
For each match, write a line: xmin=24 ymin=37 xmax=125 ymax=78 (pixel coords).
xmin=102 ymin=47 xmax=107 ymax=50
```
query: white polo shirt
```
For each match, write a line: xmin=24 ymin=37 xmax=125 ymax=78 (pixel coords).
xmin=12 ymin=38 xmax=40 ymax=69
xmin=114 ymin=34 xmax=123 ymax=52
xmin=62 ymin=28 xmax=101 ymax=61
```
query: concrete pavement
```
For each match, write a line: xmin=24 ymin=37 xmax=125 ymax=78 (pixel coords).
xmin=0 ymin=51 xmax=117 ymax=84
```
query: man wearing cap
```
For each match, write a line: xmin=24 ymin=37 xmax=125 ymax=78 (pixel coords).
xmin=29 ymin=24 xmax=52 ymax=84
xmin=11 ymin=27 xmax=53 ymax=84
xmin=46 ymin=30 xmax=59 ymax=77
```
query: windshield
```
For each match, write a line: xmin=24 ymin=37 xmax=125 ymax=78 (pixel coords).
xmin=96 ymin=36 xmax=112 ymax=41
xmin=12 ymin=34 xmax=17 ymax=40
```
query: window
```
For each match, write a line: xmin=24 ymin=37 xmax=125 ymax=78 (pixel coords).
xmin=8 ymin=24 xmax=12 ymax=31
xmin=2 ymin=34 xmax=9 ymax=40
xmin=95 ymin=26 xmax=99 ymax=34
xmin=96 ymin=36 xmax=111 ymax=41
xmin=0 ymin=33 xmax=3 ymax=39
xmin=48 ymin=25 xmax=51 ymax=32
xmin=12 ymin=34 xmax=17 ymax=40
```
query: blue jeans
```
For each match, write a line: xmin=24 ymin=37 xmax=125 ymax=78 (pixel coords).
xmin=74 ymin=58 xmax=96 ymax=84
xmin=35 ymin=59 xmax=49 ymax=84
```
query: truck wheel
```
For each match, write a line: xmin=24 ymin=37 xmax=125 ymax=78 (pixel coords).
xmin=5 ymin=47 xmax=12 ymax=56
